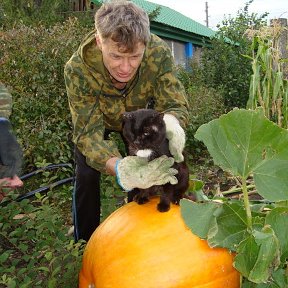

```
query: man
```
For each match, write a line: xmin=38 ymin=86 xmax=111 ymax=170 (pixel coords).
xmin=0 ymin=83 xmax=23 ymax=200
xmin=64 ymin=0 xmax=189 ymax=241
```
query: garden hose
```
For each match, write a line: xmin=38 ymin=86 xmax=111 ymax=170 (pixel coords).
xmin=0 ymin=163 xmax=74 ymax=207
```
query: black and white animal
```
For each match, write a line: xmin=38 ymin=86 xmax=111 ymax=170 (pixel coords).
xmin=122 ymin=109 xmax=189 ymax=212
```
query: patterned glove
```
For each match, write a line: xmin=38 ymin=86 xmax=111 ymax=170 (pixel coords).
xmin=115 ymin=155 xmax=178 ymax=191
xmin=163 ymin=114 xmax=185 ymax=163
xmin=0 ymin=117 xmax=23 ymax=178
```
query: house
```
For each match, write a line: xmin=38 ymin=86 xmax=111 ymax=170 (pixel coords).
xmin=69 ymin=0 xmax=215 ymax=66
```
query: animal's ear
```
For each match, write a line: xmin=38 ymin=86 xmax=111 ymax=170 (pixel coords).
xmin=123 ymin=112 xmax=132 ymax=119
xmin=158 ymin=112 xmax=165 ymax=119
xmin=152 ymin=111 xmax=164 ymax=122
xmin=122 ymin=112 xmax=133 ymax=122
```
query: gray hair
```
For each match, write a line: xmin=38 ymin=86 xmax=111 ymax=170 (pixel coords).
xmin=95 ymin=0 xmax=150 ymax=52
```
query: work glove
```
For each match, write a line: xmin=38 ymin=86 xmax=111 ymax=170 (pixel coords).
xmin=115 ymin=155 xmax=178 ymax=191
xmin=0 ymin=117 xmax=23 ymax=178
xmin=163 ymin=114 xmax=185 ymax=163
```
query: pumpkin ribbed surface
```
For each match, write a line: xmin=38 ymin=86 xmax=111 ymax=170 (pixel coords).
xmin=79 ymin=197 xmax=240 ymax=288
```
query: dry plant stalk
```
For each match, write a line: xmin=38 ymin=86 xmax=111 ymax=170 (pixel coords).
xmin=246 ymin=20 xmax=288 ymax=128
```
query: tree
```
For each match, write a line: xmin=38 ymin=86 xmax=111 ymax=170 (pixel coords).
xmin=196 ymin=0 xmax=268 ymax=109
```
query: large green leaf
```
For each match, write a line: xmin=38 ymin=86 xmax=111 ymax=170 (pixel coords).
xmin=207 ymin=202 xmax=250 ymax=250
xmin=180 ymin=199 xmax=219 ymax=239
xmin=234 ymin=226 xmax=280 ymax=283
xmin=195 ymin=108 xmax=288 ymax=201
xmin=180 ymin=200 xmax=260 ymax=251
xmin=271 ymin=268 xmax=288 ymax=288
xmin=265 ymin=207 xmax=288 ymax=261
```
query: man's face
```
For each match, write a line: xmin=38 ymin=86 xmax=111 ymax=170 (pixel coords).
xmin=96 ymin=36 xmax=145 ymax=83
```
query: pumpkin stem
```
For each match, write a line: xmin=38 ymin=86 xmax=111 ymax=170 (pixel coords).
xmin=241 ymin=177 xmax=253 ymax=231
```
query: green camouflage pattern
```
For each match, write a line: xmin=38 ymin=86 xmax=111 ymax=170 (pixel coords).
xmin=0 ymin=82 xmax=12 ymax=119
xmin=64 ymin=30 xmax=189 ymax=173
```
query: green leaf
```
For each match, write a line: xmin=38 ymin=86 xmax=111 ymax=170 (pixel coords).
xmin=234 ymin=234 xmax=258 ymax=280
xmin=195 ymin=108 xmax=288 ymax=201
xmin=188 ymin=178 xmax=204 ymax=192
xmin=272 ymin=268 xmax=288 ymax=287
xmin=187 ymin=178 xmax=208 ymax=201
xmin=265 ymin=207 xmax=288 ymax=261
xmin=38 ymin=267 xmax=50 ymax=273
xmin=7 ymin=279 xmax=17 ymax=288
xmin=242 ymin=281 xmax=279 ymax=288
xmin=44 ymin=251 xmax=53 ymax=261
xmin=208 ymin=202 xmax=249 ymax=250
xmin=180 ymin=199 xmax=219 ymax=239
xmin=0 ymin=252 xmax=10 ymax=263
xmin=234 ymin=226 xmax=280 ymax=284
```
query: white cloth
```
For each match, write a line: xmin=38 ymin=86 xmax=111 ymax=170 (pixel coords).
xmin=163 ymin=114 xmax=185 ymax=163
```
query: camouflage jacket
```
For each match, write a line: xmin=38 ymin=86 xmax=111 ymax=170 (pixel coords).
xmin=0 ymin=82 xmax=12 ymax=119
xmin=64 ymin=31 xmax=189 ymax=173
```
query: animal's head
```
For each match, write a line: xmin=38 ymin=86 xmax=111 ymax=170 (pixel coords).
xmin=122 ymin=109 xmax=166 ymax=156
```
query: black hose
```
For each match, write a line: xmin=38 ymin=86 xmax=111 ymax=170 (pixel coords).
xmin=20 ymin=163 xmax=72 ymax=181
xmin=0 ymin=163 xmax=74 ymax=206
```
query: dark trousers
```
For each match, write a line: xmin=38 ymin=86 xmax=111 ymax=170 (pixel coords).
xmin=72 ymin=130 xmax=135 ymax=242
xmin=73 ymin=146 xmax=101 ymax=242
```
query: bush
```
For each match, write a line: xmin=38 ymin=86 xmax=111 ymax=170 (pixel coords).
xmin=195 ymin=1 xmax=268 ymax=109
xmin=0 ymin=191 xmax=84 ymax=288
xmin=0 ymin=0 xmax=70 ymax=28
xmin=0 ymin=19 xmax=91 ymax=287
xmin=177 ymin=66 xmax=226 ymax=157
xmin=0 ymin=18 xmax=90 ymax=172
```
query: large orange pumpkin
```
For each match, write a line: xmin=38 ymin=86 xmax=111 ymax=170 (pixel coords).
xmin=79 ymin=197 xmax=240 ymax=288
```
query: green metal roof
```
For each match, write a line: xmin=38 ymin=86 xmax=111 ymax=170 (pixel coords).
xmin=91 ymin=0 xmax=215 ymax=44
xmin=132 ymin=0 xmax=215 ymax=38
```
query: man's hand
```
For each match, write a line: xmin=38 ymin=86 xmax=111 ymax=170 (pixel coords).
xmin=0 ymin=175 xmax=23 ymax=188
xmin=163 ymin=114 xmax=185 ymax=163
xmin=0 ymin=175 xmax=23 ymax=202
xmin=115 ymin=155 xmax=178 ymax=191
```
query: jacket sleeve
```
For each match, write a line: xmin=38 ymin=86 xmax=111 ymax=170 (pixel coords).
xmin=0 ymin=83 xmax=12 ymax=119
xmin=152 ymin=49 xmax=189 ymax=128
xmin=64 ymin=62 xmax=122 ymax=173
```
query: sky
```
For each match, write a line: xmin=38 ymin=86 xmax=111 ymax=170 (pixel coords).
xmin=149 ymin=0 xmax=288 ymax=29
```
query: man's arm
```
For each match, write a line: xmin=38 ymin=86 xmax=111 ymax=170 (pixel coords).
xmin=0 ymin=83 xmax=23 ymax=189
xmin=0 ymin=82 xmax=12 ymax=119
xmin=64 ymin=63 xmax=122 ymax=173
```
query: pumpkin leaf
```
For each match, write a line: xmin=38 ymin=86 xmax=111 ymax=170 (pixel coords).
xmin=180 ymin=199 xmax=219 ymax=239
xmin=187 ymin=178 xmax=208 ymax=201
xmin=271 ymin=268 xmax=288 ymax=287
xmin=194 ymin=108 xmax=288 ymax=201
xmin=207 ymin=202 xmax=249 ymax=250
xmin=242 ymin=281 xmax=279 ymax=288
xmin=234 ymin=226 xmax=280 ymax=283
xmin=181 ymin=200 xmax=265 ymax=251
xmin=188 ymin=178 xmax=204 ymax=192
xmin=265 ymin=207 xmax=288 ymax=261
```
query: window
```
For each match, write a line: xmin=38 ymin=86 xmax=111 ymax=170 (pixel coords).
xmin=162 ymin=38 xmax=187 ymax=66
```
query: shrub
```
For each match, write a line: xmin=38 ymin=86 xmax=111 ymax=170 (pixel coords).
xmin=177 ymin=66 xmax=226 ymax=158
xmin=195 ymin=1 xmax=268 ymax=109
xmin=0 ymin=0 xmax=70 ymax=28
xmin=0 ymin=18 xmax=90 ymax=172
xmin=0 ymin=191 xmax=85 ymax=288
